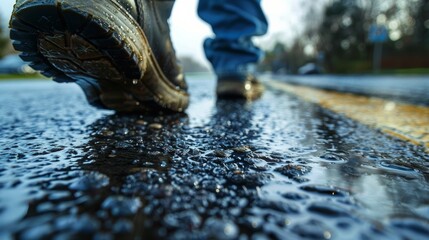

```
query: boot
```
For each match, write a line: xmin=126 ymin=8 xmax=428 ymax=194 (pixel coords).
xmin=9 ymin=0 xmax=188 ymax=112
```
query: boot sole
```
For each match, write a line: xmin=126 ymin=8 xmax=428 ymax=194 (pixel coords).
xmin=9 ymin=0 xmax=189 ymax=112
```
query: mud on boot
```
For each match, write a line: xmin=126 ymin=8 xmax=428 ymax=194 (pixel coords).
xmin=9 ymin=0 xmax=189 ymax=113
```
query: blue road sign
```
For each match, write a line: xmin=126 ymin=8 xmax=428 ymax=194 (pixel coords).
xmin=369 ymin=24 xmax=389 ymax=43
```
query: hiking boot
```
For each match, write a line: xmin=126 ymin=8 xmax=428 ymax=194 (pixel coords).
xmin=9 ymin=0 xmax=189 ymax=112
xmin=216 ymin=74 xmax=264 ymax=100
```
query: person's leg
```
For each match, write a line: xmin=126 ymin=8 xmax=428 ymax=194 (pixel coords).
xmin=198 ymin=0 xmax=268 ymax=80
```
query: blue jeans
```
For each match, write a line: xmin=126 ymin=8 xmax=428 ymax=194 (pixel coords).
xmin=197 ymin=0 xmax=268 ymax=78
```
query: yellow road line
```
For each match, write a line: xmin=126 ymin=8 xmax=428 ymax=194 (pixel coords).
xmin=268 ymin=80 xmax=429 ymax=150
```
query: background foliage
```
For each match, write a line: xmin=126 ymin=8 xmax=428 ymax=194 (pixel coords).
xmin=260 ymin=0 xmax=429 ymax=74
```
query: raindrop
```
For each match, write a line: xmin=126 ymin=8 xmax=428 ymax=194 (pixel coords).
xmin=149 ymin=123 xmax=163 ymax=130
xmin=102 ymin=196 xmax=142 ymax=217
xmin=204 ymin=218 xmax=239 ymax=240
xmin=300 ymin=184 xmax=349 ymax=197
xmin=378 ymin=161 xmax=421 ymax=179
xmin=319 ymin=153 xmax=347 ymax=163
xmin=69 ymin=171 xmax=109 ymax=191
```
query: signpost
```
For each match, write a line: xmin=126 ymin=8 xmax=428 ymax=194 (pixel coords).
xmin=368 ymin=24 xmax=388 ymax=73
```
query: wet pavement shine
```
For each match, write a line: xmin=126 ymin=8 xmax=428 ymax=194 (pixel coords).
xmin=274 ymin=75 xmax=429 ymax=106
xmin=0 ymin=75 xmax=429 ymax=240
xmin=267 ymin=80 xmax=429 ymax=150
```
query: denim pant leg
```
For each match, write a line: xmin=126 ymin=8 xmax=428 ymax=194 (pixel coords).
xmin=197 ymin=0 xmax=268 ymax=78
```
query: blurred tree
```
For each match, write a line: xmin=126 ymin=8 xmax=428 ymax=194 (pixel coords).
xmin=316 ymin=0 xmax=370 ymax=72
xmin=412 ymin=0 xmax=429 ymax=50
xmin=259 ymin=0 xmax=328 ymax=74
xmin=0 ymin=15 xmax=10 ymax=59
xmin=315 ymin=0 xmax=429 ymax=72
xmin=259 ymin=42 xmax=291 ymax=73
xmin=258 ymin=0 xmax=429 ymax=74
xmin=178 ymin=56 xmax=209 ymax=73
xmin=364 ymin=0 xmax=429 ymax=69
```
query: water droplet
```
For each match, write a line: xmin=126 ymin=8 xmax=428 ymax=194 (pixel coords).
xmin=204 ymin=218 xmax=238 ymax=240
xmin=113 ymin=219 xmax=133 ymax=233
xmin=378 ymin=161 xmax=421 ymax=179
xmin=149 ymin=123 xmax=162 ymax=130
xmin=275 ymin=164 xmax=312 ymax=182
xmin=69 ymin=171 xmax=109 ymax=191
xmin=319 ymin=153 xmax=347 ymax=163
xmin=308 ymin=202 xmax=351 ymax=217
xmin=102 ymin=196 xmax=142 ymax=217
xmin=136 ymin=120 xmax=147 ymax=125
xmin=300 ymin=184 xmax=349 ymax=197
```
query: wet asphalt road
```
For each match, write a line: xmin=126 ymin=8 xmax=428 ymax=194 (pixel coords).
xmin=274 ymin=75 xmax=429 ymax=106
xmin=0 ymin=75 xmax=429 ymax=240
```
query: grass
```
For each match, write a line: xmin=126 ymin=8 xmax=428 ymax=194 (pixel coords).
xmin=0 ymin=73 xmax=47 ymax=81
xmin=379 ymin=68 xmax=429 ymax=75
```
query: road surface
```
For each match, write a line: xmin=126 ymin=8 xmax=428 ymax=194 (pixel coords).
xmin=274 ymin=74 xmax=429 ymax=106
xmin=0 ymin=75 xmax=428 ymax=239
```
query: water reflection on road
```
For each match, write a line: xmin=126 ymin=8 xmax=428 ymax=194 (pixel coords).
xmin=0 ymin=75 xmax=428 ymax=239
xmin=277 ymin=74 xmax=429 ymax=106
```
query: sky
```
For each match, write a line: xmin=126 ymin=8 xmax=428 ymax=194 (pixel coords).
xmin=1 ymin=0 xmax=305 ymax=66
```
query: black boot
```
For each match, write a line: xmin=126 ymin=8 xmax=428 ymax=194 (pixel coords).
xmin=9 ymin=0 xmax=188 ymax=112
xmin=216 ymin=74 xmax=264 ymax=100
